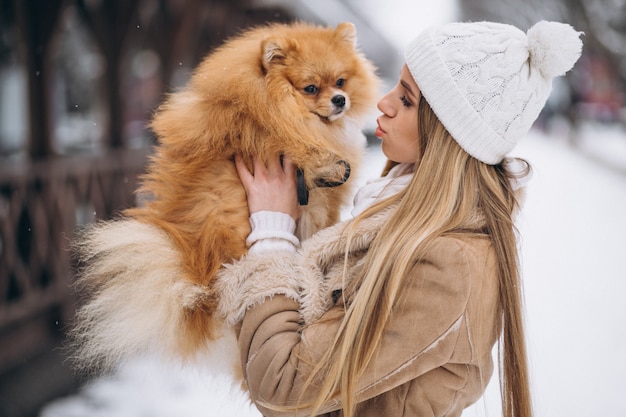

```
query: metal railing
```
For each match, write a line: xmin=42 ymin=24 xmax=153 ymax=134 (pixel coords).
xmin=0 ymin=148 xmax=149 ymax=372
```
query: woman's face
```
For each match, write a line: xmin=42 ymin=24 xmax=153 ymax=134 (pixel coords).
xmin=375 ymin=64 xmax=421 ymax=164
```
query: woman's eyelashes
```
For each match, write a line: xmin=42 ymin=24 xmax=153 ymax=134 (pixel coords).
xmin=400 ymin=95 xmax=412 ymax=107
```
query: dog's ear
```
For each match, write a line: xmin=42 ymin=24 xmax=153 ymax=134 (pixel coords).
xmin=261 ymin=37 xmax=287 ymax=70
xmin=335 ymin=22 xmax=357 ymax=47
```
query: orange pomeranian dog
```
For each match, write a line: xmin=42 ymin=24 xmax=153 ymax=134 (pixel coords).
xmin=70 ymin=21 xmax=380 ymax=373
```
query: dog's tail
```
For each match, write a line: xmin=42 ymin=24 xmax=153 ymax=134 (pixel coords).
xmin=68 ymin=219 xmax=229 ymax=374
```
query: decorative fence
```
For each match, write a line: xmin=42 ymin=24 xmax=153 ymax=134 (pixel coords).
xmin=0 ymin=148 xmax=148 ymax=372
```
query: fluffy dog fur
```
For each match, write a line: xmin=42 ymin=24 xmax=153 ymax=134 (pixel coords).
xmin=70 ymin=21 xmax=380 ymax=373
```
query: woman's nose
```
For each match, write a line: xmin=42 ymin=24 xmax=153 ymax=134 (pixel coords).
xmin=377 ymin=92 xmax=395 ymax=117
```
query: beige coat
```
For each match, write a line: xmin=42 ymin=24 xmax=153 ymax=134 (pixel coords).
xmin=217 ymin=205 xmax=501 ymax=417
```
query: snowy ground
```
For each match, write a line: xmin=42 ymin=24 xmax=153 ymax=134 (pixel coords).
xmin=468 ymin=123 xmax=626 ymax=417
xmin=40 ymin=124 xmax=626 ymax=417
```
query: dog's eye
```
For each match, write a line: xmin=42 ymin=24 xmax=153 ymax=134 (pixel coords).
xmin=336 ymin=79 xmax=345 ymax=88
xmin=304 ymin=85 xmax=319 ymax=95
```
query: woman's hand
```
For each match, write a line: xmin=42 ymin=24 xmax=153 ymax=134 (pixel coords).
xmin=235 ymin=154 xmax=300 ymax=221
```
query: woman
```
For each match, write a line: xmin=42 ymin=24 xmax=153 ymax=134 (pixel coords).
xmin=218 ymin=20 xmax=582 ymax=417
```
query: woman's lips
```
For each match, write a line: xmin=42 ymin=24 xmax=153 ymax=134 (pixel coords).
xmin=375 ymin=120 xmax=385 ymax=138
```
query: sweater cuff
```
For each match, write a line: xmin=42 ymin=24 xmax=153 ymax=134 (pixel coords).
xmin=246 ymin=211 xmax=299 ymax=253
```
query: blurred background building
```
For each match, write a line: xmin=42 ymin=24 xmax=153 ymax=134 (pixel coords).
xmin=0 ymin=0 xmax=624 ymax=416
xmin=460 ymin=0 xmax=626 ymax=135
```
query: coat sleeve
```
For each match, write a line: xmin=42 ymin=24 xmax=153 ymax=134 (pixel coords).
xmin=233 ymin=237 xmax=475 ymax=416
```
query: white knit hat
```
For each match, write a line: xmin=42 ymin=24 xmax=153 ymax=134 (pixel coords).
xmin=405 ymin=21 xmax=583 ymax=164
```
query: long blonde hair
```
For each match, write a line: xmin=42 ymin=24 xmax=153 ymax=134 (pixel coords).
xmin=298 ymin=94 xmax=533 ymax=417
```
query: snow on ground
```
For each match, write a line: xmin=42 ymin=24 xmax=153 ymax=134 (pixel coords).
xmin=41 ymin=356 xmax=260 ymax=417
xmin=467 ymin=125 xmax=626 ymax=417
xmin=41 ymin=125 xmax=626 ymax=417
xmin=508 ymin=128 xmax=626 ymax=417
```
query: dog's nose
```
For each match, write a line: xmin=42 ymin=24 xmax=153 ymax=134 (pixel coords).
xmin=331 ymin=95 xmax=346 ymax=108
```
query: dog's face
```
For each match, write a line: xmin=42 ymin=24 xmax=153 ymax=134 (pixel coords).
xmin=261 ymin=22 xmax=376 ymax=124
xmin=295 ymin=75 xmax=350 ymax=122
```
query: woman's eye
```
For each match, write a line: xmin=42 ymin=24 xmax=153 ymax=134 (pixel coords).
xmin=304 ymin=85 xmax=319 ymax=94
xmin=400 ymin=95 xmax=412 ymax=107
xmin=336 ymin=78 xmax=345 ymax=88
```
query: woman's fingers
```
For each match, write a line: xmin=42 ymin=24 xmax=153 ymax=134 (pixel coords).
xmin=233 ymin=154 xmax=299 ymax=220
xmin=282 ymin=155 xmax=296 ymax=177
xmin=234 ymin=154 xmax=253 ymax=189
xmin=266 ymin=153 xmax=282 ymax=174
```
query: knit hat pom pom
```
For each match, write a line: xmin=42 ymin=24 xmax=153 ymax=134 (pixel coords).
xmin=527 ymin=21 xmax=583 ymax=78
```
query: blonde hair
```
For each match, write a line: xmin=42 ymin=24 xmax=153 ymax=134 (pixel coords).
xmin=295 ymin=95 xmax=533 ymax=417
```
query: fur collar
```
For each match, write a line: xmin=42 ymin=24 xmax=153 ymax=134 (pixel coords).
xmin=300 ymin=205 xmax=395 ymax=273
xmin=217 ymin=201 xmax=491 ymax=326
xmin=216 ymin=205 xmax=397 ymax=325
